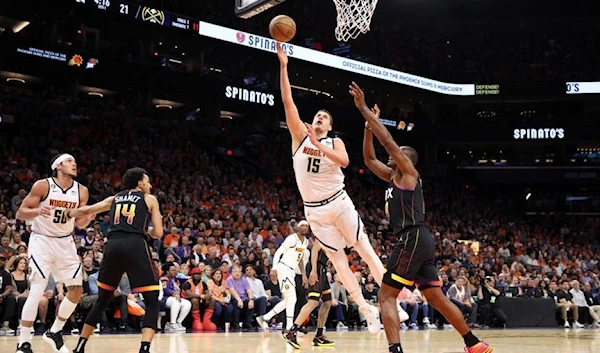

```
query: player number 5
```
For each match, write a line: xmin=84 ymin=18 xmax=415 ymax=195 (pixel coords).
xmin=307 ymin=157 xmax=320 ymax=173
xmin=114 ymin=204 xmax=136 ymax=225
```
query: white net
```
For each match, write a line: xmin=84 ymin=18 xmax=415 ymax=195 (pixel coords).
xmin=332 ymin=0 xmax=379 ymax=42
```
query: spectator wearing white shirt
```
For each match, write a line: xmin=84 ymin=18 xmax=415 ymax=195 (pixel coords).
xmin=222 ymin=245 xmax=239 ymax=266
xmin=570 ymin=280 xmax=599 ymax=326
xmin=244 ymin=265 xmax=268 ymax=317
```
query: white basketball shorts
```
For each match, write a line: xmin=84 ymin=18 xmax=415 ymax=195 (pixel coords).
xmin=28 ymin=232 xmax=82 ymax=287
xmin=304 ymin=190 xmax=368 ymax=253
xmin=275 ymin=264 xmax=297 ymax=295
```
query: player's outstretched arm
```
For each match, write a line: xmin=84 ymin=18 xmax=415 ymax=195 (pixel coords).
xmin=363 ymin=105 xmax=394 ymax=182
xmin=145 ymin=194 xmax=164 ymax=239
xmin=67 ymin=196 xmax=114 ymax=219
xmin=74 ymin=185 xmax=93 ymax=229
xmin=350 ymin=82 xmax=418 ymax=178
xmin=16 ymin=180 xmax=51 ymax=221
xmin=277 ymin=43 xmax=307 ymax=145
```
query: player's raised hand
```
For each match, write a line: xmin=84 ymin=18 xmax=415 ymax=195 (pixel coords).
xmin=304 ymin=123 xmax=318 ymax=146
xmin=372 ymin=104 xmax=380 ymax=118
xmin=38 ymin=205 xmax=53 ymax=218
xmin=276 ymin=43 xmax=288 ymax=66
xmin=349 ymin=81 xmax=367 ymax=110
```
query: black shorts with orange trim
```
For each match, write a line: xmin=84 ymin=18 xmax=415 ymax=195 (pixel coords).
xmin=382 ymin=225 xmax=440 ymax=291
xmin=306 ymin=264 xmax=332 ymax=302
xmin=97 ymin=232 xmax=159 ymax=293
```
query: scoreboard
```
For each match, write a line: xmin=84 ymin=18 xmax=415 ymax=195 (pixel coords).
xmin=74 ymin=0 xmax=199 ymax=32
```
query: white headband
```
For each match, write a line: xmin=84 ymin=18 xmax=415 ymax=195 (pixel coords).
xmin=51 ymin=154 xmax=75 ymax=171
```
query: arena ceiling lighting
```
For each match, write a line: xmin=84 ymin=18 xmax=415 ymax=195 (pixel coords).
xmin=6 ymin=77 xmax=25 ymax=83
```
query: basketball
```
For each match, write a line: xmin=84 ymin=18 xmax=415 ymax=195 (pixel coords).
xmin=269 ymin=15 xmax=296 ymax=43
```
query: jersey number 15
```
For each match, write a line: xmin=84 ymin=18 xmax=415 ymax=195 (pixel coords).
xmin=306 ymin=157 xmax=320 ymax=173
xmin=114 ymin=204 xmax=136 ymax=225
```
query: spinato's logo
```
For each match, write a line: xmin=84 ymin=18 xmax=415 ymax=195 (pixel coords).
xmin=225 ymin=86 xmax=275 ymax=106
xmin=513 ymin=128 xmax=565 ymax=140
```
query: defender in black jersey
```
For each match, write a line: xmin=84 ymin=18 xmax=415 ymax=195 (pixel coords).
xmin=286 ymin=240 xmax=334 ymax=349
xmin=66 ymin=168 xmax=164 ymax=353
xmin=352 ymin=83 xmax=492 ymax=353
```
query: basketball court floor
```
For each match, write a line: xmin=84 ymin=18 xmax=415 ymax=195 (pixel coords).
xmin=1 ymin=329 xmax=599 ymax=353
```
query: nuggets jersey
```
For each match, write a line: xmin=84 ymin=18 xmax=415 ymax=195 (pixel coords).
xmin=32 ymin=178 xmax=79 ymax=237
xmin=292 ymin=136 xmax=345 ymax=202
xmin=275 ymin=233 xmax=309 ymax=270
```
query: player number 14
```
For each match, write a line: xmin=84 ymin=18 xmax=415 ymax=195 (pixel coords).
xmin=114 ymin=204 xmax=136 ymax=225
xmin=306 ymin=157 xmax=320 ymax=173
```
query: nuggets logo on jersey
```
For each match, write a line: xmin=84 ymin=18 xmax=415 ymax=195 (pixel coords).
xmin=32 ymin=178 xmax=79 ymax=236
xmin=292 ymin=137 xmax=345 ymax=202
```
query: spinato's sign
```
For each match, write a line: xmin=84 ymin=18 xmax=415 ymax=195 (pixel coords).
xmin=224 ymin=86 xmax=275 ymax=106
xmin=513 ymin=128 xmax=565 ymax=140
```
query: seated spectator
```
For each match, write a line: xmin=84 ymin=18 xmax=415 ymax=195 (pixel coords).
xmin=226 ymin=265 xmax=255 ymax=330
xmin=553 ymin=280 xmax=584 ymax=328
xmin=176 ymin=236 xmax=193 ymax=264
xmin=244 ymin=265 xmax=268 ymax=318
xmin=201 ymin=265 xmax=212 ymax=283
xmin=222 ymin=245 xmax=238 ymax=266
xmin=535 ymin=280 xmax=550 ymax=299
xmin=263 ymin=269 xmax=282 ymax=326
xmin=398 ymin=289 xmax=418 ymax=330
xmin=162 ymin=262 xmax=192 ymax=332
xmin=331 ymin=274 xmax=349 ymax=330
xmin=570 ymin=280 xmax=598 ymax=326
xmin=583 ymin=282 xmax=600 ymax=328
xmin=181 ymin=267 xmax=217 ymax=331
xmin=412 ymin=287 xmax=436 ymax=329
xmin=447 ymin=276 xmax=478 ymax=327
xmin=83 ymin=228 xmax=96 ymax=249
xmin=207 ymin=269 xmax=233 ymax=329
xmin=0 ymin=254 xmax=16 ymax=334
xmin=0 ymin=235 xmax=15 ymax=260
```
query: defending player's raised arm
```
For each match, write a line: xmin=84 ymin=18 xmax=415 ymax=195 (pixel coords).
xmin=350 ymin=82 xmax=418 ymax=178
xmin=67 ymin=196 xmax=114 ymax=219
xmin=363 ymin=105 xmax=394 ymax=182
xmin=74 ymin=185 xmax=93 ymax=229
xmin=277 ymin=43 xmax=307 ymax=144
xmin=145 ymin=194 xmax=163 ymax=239
xmin=16 ymin=180 xmax=52 ymax=221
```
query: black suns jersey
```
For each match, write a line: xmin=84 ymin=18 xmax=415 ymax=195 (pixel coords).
xmin=108 ymin=190 xmax=150 ymax=236
xmin=384 ymin=176 xmax=425 ymax=234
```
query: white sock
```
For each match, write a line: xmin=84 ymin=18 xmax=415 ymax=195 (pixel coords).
xmin=51 ymin=297 xmax=78 ymax=333
xmin=19 ymin=326 xmax=32 ymax=345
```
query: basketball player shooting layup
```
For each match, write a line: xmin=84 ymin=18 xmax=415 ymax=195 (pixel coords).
xmin=15 ymin=154 xmax=94 ymax=353
xmin=275 ymin=43 xmax=381 ymax=333
xmin=66 ymin=168 xmax=163 ymax=353
xmin=350 ymin=82 xmax=493 ymax=353
xmin=256 ymin=220 xmax=309 ymax=333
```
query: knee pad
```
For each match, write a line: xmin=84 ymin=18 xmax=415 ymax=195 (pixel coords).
xmin=141 ymin=291 xmax=160 ymax=331
xmin=20 ymin=281 xmax=47 ymax=321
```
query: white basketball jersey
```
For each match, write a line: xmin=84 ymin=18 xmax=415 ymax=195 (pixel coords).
xmin=277 ymin=233 xmax=309 ymax=270
xmin=292 ymin=136 xmax=345 ymax=202
xmin=32 ymin=178 xmax=79 ymax=237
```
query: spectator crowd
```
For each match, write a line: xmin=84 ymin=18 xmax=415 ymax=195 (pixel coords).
xmin=0 ymin=91 xmax=599 ymax=336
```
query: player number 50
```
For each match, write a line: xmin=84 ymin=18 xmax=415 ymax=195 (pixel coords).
xmin=114 ymin=204 xmax=136 ymax=225
xmin=53 ymin=209 xmax=68 ymax=224
xmin=306 ymin=157 xmax=320 ymax=173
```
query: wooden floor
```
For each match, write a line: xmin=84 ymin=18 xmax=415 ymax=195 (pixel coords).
xmin=1 ymin=328 xmax=599 ymax=353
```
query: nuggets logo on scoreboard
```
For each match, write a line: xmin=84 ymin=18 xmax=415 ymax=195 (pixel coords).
xmin=141 ymin=7 xmax=165 ymax=25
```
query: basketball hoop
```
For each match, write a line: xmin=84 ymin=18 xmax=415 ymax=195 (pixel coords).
xmin=332 ymin=0 xmax=379 ymax=42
